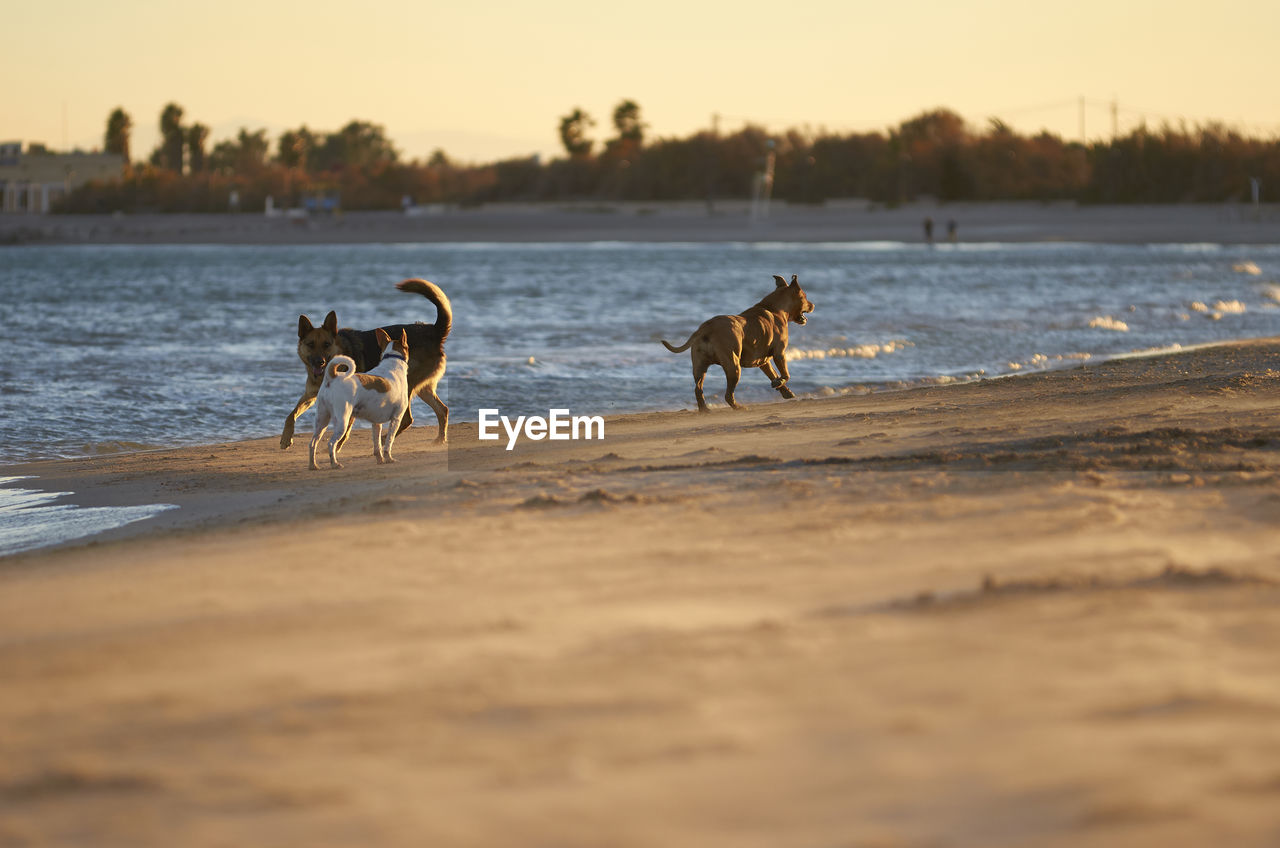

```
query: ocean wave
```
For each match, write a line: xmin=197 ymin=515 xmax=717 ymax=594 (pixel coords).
xmin=786 ymin=340 xmax=913 ymax=361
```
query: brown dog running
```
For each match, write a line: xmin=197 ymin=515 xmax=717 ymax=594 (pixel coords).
xmin=282 ymin=278 xmax=451 ymax=449
xmin=661 ymin=274 xmax=814 ymax=412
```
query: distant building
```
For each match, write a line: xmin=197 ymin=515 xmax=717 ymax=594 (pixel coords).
xmin=0 ymin=142 xmax=125 ymax=214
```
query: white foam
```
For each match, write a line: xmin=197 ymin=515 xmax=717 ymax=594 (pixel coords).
xmin=1233 ymin=261 xmax=1263 ymax=275
xmin=1089 ymin=316 xmax=1130 ymax=332
xmin=786 ymin=340 xmax=913 ymax=361
xmin=1006 ymin=352 xmax=1092 ymax=372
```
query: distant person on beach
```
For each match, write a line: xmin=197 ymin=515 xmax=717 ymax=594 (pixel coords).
xmin=923 ymin=216 xmax=934 ymax=245
xmin=947 ymin=219 xmax=957 ymax=243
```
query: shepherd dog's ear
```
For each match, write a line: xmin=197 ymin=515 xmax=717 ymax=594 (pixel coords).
xmin=298 ymin=315 xmax=314 ymax=338
xmin=322 ymin=311 xmax=338 ymax=335
xmin=773 ymin=275 xmax=787 ymax=288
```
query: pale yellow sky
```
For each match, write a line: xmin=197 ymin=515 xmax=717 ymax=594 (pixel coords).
xmin=8 ymin=0 xmax=1279 ymax=163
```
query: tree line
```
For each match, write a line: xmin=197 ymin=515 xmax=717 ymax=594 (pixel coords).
xmin=66 ymin=101 xmax=1279 ymax=214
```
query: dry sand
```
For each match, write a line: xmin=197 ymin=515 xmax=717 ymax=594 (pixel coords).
xmin=3 ymin=200 xmax=1279 ymax=245
xmin=4 ymin=340 xmax=1280 ymax=846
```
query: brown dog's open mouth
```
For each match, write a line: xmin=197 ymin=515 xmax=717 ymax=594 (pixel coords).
xmin=796 ymin=315 xmax=808 ymax=325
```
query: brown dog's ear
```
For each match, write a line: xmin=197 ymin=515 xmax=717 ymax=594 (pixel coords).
xmin=323 ymin=311 xmax=338 ymax=335
xmin=375 ymin=327 xmax=390 ymax=348
xmin=791 ymin=274 xmax=799 ymax=286
xmin=298 ymin=315 xmax=314 ymax=338
xmin=773 ymin=275 xmax=787 ymax=288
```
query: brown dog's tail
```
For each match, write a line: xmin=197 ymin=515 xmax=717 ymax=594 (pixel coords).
xmin=396 ymin=278 xmax=453 ymax=339
xmin=661 ymin=334 xmax=695 ymax=354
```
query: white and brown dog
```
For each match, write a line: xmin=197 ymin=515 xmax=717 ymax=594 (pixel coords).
xmin=309 ymin=328 xmax=410 ymax=470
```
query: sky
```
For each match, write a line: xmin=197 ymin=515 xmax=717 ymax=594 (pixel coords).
xmin=8 ymin=0 xmax=1280 ymax=164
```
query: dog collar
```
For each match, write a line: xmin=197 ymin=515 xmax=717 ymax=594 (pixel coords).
xmin=381 ymin=352 xmax=408 ymax=363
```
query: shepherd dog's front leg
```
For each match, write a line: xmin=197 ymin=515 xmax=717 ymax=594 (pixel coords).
xmin=282 ymin=387 xmax=318 ymax=449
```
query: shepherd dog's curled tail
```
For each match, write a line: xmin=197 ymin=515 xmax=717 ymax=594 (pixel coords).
xmin=325 ymin=355 xmax=357 ymax=384
xmin=396 ymin=278 xmax=453 ymax=339
xmin=661 ymin=334 xmax=695 ymax=353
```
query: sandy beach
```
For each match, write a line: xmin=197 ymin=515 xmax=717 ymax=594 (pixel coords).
xmin=4 ymin=337 xmax=1280 ymax=846
xmin=3 ymin=200 xmax=1279 ymax=246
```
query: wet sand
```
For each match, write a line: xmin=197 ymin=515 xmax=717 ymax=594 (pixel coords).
xmin=3 ymin=200 xmax=1279 ymax=245
xmin=4 ymin=339 xmax=1280 ymax=846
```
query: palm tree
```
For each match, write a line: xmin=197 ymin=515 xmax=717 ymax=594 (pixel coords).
xmin=558 ymin=108 xmax=595 ymax=158
xmin=186 ymin=123 xmax=209 ymax=172
xmin=159 ymin=103 xmax=185 ymax=172
xmin=105 ymin=108 xmax=132 ymax=163
xmin=612 ymin=100 xmax=645 ymax=144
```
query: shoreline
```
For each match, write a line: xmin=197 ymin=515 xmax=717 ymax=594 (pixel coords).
xmin=0 ymin=337 xmax=1255 ymax=475
xmin=4 ymin=337 xmax=1280 ymax=845
xmin=0 ymin=337 xmax=1224 ymax=555
xmin=3 ymin=200 xmax=1280 ymax=246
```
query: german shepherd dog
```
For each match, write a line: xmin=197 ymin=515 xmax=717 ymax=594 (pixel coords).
xmin=661 ymin=274 xmax=814 ymax=412
xmin=282 ymin=278 xmax=451 ymax=449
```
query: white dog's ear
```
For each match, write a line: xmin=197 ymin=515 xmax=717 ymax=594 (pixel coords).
xmin=375 ymin=327 xmax=390 ymax=348
xmin=773 ymin=275 xmax=787 ymax=288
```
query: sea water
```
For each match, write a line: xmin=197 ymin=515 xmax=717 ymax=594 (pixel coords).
xmin=0 ymin=477 xmax=175 ymax=556
xmin=1 ymin=240 xmax=1278 ymax=466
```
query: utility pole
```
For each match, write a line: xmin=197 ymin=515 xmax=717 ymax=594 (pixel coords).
xmin=1111 ymin=98 xmax=1118 ymax=140
xmin=1079 ymin=96 xmax=1085 ymax=143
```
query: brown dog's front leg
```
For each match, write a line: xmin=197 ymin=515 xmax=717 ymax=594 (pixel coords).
xmin=770 ymin=354 xmax=797 ymax=399
xmin=282 ymin=392 xmax=317 ymax=449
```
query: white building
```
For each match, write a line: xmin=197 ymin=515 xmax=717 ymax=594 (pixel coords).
xmin=0 ymin=142 xmax=125 ymax=214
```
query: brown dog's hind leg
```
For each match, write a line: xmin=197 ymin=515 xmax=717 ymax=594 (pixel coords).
xmin=723 ymin=358 xmax=744 ymax=409
xmin=417 ymin=385 xmax=450 ymax=444
xmin=693 ymin=359 xmax=711 ymax=412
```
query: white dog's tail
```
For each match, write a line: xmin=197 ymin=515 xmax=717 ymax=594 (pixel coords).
xmin=324 ymin=356 xmax=357 ymax=385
